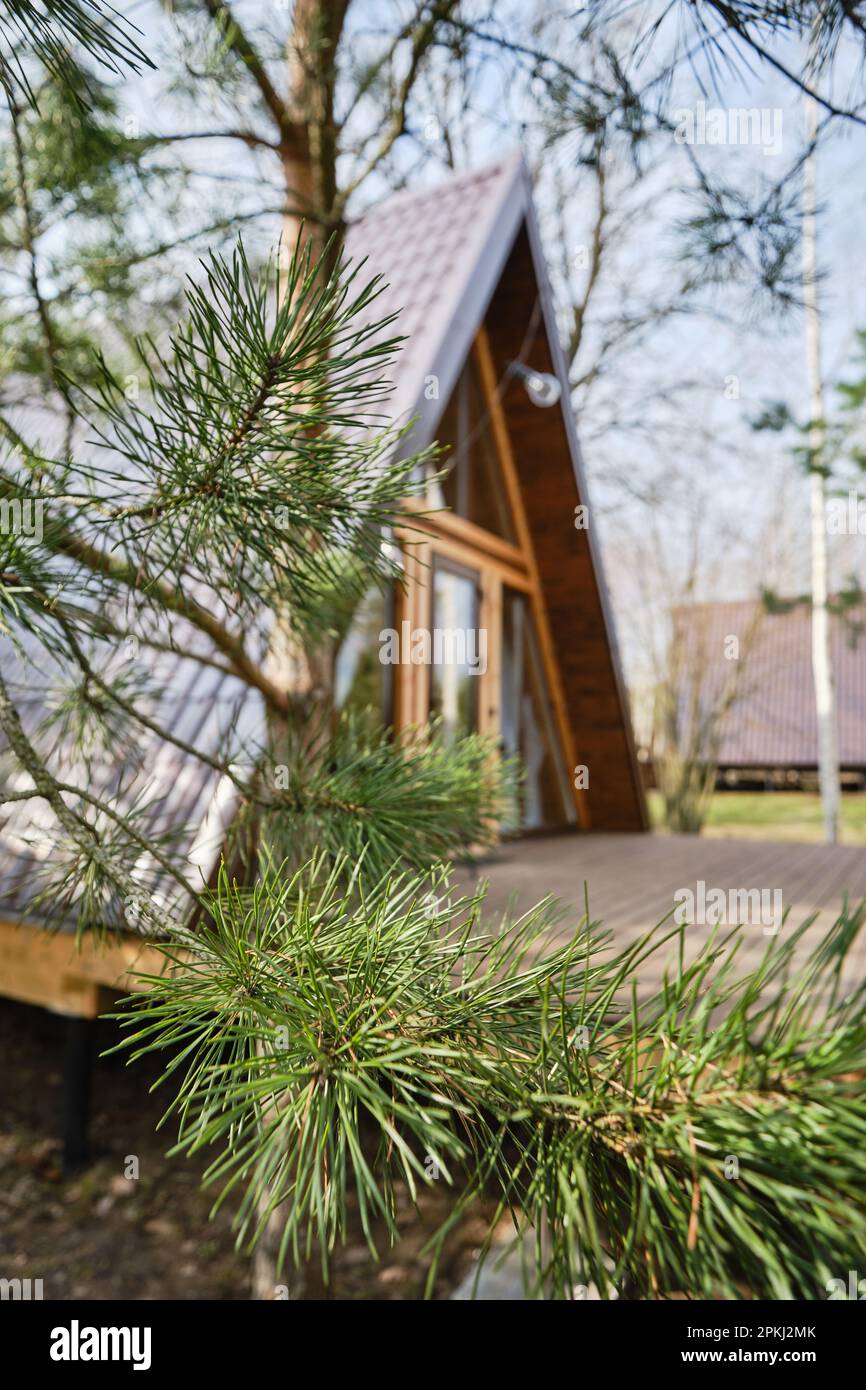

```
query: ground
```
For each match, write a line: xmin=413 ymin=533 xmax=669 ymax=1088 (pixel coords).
xmin=0 ymin=998 xmax=494 ymax=1301
xmin=648 ymin=790 xmax=866 ymax=843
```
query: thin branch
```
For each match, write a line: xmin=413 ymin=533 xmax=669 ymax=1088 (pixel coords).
xmin=0 ymin=669 xmax=192 ymax=928
xmin=702 ymin=1 xmax=866 ymax=128
xmin=200 ymin=0 xmax=298 ymax=148
xmin=146 ymin=128 xmax=280 ymax=153
xmin=333 ymin=0 xmax=461 ymax=219
xmin=0 ymin=464 xmax=290 ymax=717
xmin=8 ymin=99 xmax=76 ymax=455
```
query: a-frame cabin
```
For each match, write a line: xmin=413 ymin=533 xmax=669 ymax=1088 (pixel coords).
xmin=338 ymin=153 xmax=646 ymax=833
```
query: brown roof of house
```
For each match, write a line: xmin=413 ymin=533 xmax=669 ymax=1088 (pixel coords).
xmin=675 ymin=598 xmax=866 ymax=767
xmin=344 ymin=153 xmax=527 ymax=446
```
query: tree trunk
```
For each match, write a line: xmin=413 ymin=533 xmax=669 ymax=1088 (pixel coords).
xmin=251 ymin=0 xmax=349 ymax=1301
xmin=803 ymin=89 xmax=839 ymax=845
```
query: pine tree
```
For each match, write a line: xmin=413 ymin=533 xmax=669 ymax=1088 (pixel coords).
xmin=2 ymin=0 xmax=866 ymax=1302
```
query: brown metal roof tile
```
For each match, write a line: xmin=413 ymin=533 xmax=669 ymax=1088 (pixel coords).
xmin=674 ymin=599 xmax=866 ymax=767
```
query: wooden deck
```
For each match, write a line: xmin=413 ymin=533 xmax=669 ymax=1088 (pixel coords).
xmin=456 ymin=831 xmax=866 ymax=993
xmin=5 ymin=831 xmax=865 ymax=1019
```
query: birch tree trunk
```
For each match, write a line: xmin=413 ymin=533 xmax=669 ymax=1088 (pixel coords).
xmin=803 ymin=89 xmax=840 ymax=845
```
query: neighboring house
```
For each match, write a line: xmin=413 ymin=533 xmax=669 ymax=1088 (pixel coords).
xmin=0 ymin=155 xmax=645 ymax=1157
xmin=673 ymin=598 xmax=866 ymax=789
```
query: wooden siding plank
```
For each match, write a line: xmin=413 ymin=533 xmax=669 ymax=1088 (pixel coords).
xmin=473 ymin=328 xmax=590 ymax=829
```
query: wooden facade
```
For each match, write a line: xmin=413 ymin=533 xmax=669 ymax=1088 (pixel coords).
xmin=482 ymin=226 xmax=646 ymax=832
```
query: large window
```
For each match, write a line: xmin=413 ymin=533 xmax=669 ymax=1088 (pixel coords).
xmin=500 ymin=589 xmax=575 ymax=830
xmin=396 ymin=333 xmax=580 ymax=833
xmin=428 ymin=558 xmax=481 ymax=744
xmin=429 ymin=357 xmax=516 ymax=541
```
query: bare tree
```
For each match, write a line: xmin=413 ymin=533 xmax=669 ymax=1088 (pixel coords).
xmin=611 ymin=479 xmax=777 ymax=833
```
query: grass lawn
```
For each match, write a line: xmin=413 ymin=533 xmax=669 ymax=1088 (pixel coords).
xmin=647 ymin=789 xmax=866 ymax=845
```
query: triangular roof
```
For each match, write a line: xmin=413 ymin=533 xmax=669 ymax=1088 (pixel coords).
xmin=344 ymin=153 xmax=527 ymax=442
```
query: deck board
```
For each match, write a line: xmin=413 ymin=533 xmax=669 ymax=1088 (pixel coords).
xmin=456 ymin=832 xmax=866 ymax=995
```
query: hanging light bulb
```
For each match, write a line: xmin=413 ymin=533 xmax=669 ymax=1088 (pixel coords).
xmin=509 ymin=361 xmax=562 ymax=409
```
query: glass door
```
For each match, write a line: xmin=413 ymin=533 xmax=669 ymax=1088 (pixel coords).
xmin=428 ymin=556 xmax=483 ymax=744
xmin=500 ymin=587 xmax=575 ymax=830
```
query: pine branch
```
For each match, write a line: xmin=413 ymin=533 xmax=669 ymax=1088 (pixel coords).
xmin=112 ymin=857 xmax=866 ymax=1298
xmin=257 ymin=715 xmax=519 ymax=878
xmin=0 ymin=0 xmax=153 ymax=112
xmin=4 ymin=502 xmax=291 ymax=715
xmin=39 ymin=598 xmax=255 ymax=795
xmin=56 ymin=237 xmax=431 ymax=634
xmin=0 ymin=666 xmax=192 ymax=935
